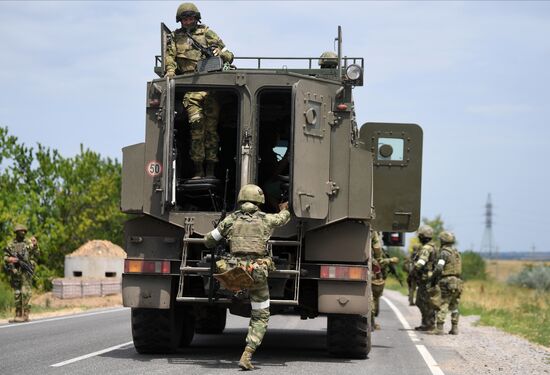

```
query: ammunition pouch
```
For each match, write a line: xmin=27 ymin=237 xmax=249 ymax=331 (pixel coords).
xmin=214 ymin=266 xmax=254 ymax=292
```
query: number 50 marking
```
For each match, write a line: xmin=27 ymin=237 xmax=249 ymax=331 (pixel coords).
xmin=146 ymin=161 xmax=162 ymax=177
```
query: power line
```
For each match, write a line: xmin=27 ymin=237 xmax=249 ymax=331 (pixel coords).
xmin=480 ymin=193 xmax=495 ymax=257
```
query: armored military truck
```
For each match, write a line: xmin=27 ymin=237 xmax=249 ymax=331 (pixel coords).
xmin=121 ymin=26 xmax=423 ymax=358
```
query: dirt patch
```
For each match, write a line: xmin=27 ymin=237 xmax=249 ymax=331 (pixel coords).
xmin=0 ymin=292 xmax=122 ymax=324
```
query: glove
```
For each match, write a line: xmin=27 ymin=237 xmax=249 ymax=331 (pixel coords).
xmin=164 ymin=71 xmax=175 ymax=79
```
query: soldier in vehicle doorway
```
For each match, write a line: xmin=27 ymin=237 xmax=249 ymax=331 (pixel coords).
xmin=429 ymin=231 xmax=463 ymax=335
xmin=3 ymin=224 xmax=39 ymax=323
xmin=370 ymin=230 xmax=399 ymax=330
xmin=204 ymin=184 xmax=290 ymax=370
xmin=410 ymin=225 xmax=439 ymax=331
xmin=164 ymin=3 xmax=234 ymax=179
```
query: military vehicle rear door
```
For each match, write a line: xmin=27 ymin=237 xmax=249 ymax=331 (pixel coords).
xmin=155 ymin=23 xmax=172 ymax=77
xmin=359 ymin=123 xmax=423 ymax=232
xmin=291 ymin=80 xmax=334 ymax=219
xmin=161 ymin=77 xmax=176 ymax=214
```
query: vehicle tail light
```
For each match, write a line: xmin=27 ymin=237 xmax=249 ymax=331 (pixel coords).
xmin=320 ymin=265 xmax=367 ymax=281
xmin=124 ymin=259 xmax=171 ymax=274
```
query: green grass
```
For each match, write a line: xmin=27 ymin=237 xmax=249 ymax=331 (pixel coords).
xmin=385 ymin=277 xmax=550 ymax=347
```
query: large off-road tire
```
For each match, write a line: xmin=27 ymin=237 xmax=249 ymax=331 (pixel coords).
xmin=131 ymin=306 xmax=195 ymax=354
xmin=194 ymin=306 xmax=227 ymax=334
xmin=327 ymin=314 xmax=371 ymax=359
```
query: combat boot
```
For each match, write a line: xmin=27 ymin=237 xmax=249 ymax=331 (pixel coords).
xmin=238 ymin=346 xmax=255 ymax=370
xmin=192 ymin=161 xmax=204 ymax=179
xmin=428 ymin=322 xmax=444 ymax=335
xmin=22 ymin=308 xmax=30 ymax=322
xmin=205 ymin=161 xmax=216 ymax=178
xmin=449 ymin=323 xmax=459 ymax=335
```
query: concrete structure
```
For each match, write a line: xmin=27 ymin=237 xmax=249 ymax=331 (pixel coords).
xmin=64 ymin=240 xmax=126 ymax=279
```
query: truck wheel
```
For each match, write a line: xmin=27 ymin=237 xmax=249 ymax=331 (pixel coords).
xmin=131 ymin=306 xmax=195 ymax=354
xmin=327 ymin=314 xmax=370 ymax=359
xmin=195 ymin=306 xmax=227 ymax=334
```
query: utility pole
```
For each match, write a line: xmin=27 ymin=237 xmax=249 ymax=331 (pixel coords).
xmin=480 ymin=193 xmax=495 ymax=258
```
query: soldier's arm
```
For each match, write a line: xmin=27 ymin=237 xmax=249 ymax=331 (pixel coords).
xmin=165 ymin=34 xmax=177 ymax=76
xmin=414 ymin=246 xmax=430 ymax=271
xmin=205 ymin=28 xmax=233 ymax=63
xmin=434 ymin=249 xmax=450 ymax=273
xmin=265 ymin=208 xmax=291 ymax=228
xmin=204 ymin=215 xmax=234 ymax=248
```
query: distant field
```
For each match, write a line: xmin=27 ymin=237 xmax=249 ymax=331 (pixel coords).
xmin=485 ymin=259 xmax=550 ymax=282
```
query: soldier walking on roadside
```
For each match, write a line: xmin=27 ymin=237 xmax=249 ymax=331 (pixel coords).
xmin=411 ymin=225 xmax=438 ymax=331
xmin=3 ymin=224 xmax=39 ymax=323
xmin=429 ymin=231 xmax=463 ymax=335
xmin=204 ymin=184 xmax=290 ymax=370
xmin=165 ymin=2 xmax=234 ymax=179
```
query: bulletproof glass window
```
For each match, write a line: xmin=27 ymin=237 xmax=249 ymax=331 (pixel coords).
xmin=257 ymin=88 xmax=291 ymax=213
xmin=172 ymin=87 xmax=240 ymax=212
xmin=377 ymin=137 xmax=404 ymax=161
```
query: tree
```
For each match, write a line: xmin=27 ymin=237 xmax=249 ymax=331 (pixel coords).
xmin=0 ymin=126 xmax=127 ymax=290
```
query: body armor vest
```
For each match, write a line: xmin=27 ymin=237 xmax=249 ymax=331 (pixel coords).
xmin=173 ymin=26 xmax=209 ymax=73
xmin=10 ymin=241 xmax=30 ymax=260
xmin=441 ymin=246 xmax=462 ymax=277
xmin=229 ymin=211 xmax=268 ymax=255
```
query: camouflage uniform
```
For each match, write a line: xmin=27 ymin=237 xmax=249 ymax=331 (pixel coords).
xmin=205 ymin=184 xmax=290 ymax=370
xmin=3 ymin=226 xmax=39 ymax=322
xmin=413 ymin=229 xmax=438 ymax=331
xmin=165 ymin=15 xmax=233 ymax=166
xmin=433 ymin=233 xmax=462 ymax=335
xmin=405 ymin=242 xmax=421 ymax=305
xmin=370 ymin=231 xmax=398 ymax=329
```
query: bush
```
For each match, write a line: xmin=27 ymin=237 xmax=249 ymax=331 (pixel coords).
xmin=508 ymin=265 xmax=550 ymax=292
xmin=0 ymin=278 xmax=14 ymax=313
xmin=461 ymin=251 xmax=487 ymax=280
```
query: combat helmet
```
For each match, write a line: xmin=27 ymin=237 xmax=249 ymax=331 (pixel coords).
xmin=439 ymin=231 xmax=455 ymax=244
xmin=237 ymin=184 xmax=265 ymax=205
xmin=14 ymin=224 xmax=27 ymax=233
xmin=319 ymin=51 xmax=338 ymax=68
xmin=176 ymin=3 xmax=201 ymax=22
xmin=417 ymin=225 xmax=434 ymax=239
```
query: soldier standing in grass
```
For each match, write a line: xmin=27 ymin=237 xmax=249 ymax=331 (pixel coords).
xmin=165 ymin=2 xmax=234 ymax=179
xmin=3 ymin=224 xmax=39 ymax=323
xmin=429 ymin=231 xmax=463 ymax=335
xmin=411 ymin=225 xmax=438 ymax=331
xmin=204 ymin=184 xmax=290 ymax=370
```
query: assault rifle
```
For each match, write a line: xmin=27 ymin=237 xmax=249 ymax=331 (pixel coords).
xmin=382 ymin=249 xmax=403 ymax=287
xmin=4 ymin=248 xmax=34 ymax=277
xmin=184 ymin=31 xmax=224 ymax=72
xmin=208 ymin=169 xmax=229 ymax=303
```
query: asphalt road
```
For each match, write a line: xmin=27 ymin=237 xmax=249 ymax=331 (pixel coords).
xmin=0 ymin=290 xmax=462 ymax=375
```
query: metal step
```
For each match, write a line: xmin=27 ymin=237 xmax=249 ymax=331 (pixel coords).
xmin=176 ymin=296 xmax=299 ymax=305
xmin=180 ymin=266 xmax=299 ymax=276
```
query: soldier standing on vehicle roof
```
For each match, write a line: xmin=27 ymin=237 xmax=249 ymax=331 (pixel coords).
xmin=204 ymin=184 xmax=290 ymax=370
xmin=411 ymin=225 xmax=439 ymax=331
xmin=370 ymin=230 xmax=399 ymax=330
xmin=3 ymin=224 xmax=39 ymax=323
xmin=429 ymin=231 xmax=463 ymax=335
xmin=164 ymin=3 xmax=234 ymax=179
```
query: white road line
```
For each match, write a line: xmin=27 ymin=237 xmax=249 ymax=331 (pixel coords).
xmin=382 ymin=296 xmax=445 ymax=375
xmin=51 ymin=341 xmax=134 ymax=367
xmin=0 ymin=307 xmax=129 ymax=330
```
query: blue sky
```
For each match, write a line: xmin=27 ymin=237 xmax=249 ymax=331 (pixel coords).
xmin=1 ymin=1 xmax=549 ymax=253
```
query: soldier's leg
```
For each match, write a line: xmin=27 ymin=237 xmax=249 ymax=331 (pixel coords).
xmin=240 ymin=264 xmax=270 ymax=370
xmin=21 ymin=277 xmax=32 ymax=321
xmin=203 ymin=94 xmax=220 ymax=175
xmin=183 ymin=91 xmax=208 ymax=177
xmin=371 ymin=283 xmax=383 ymax=330
xmin=449 ymin=292 xmax=460 ymax=335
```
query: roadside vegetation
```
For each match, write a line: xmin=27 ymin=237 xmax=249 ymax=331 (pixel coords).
xmin=386 ymin=216 xmax=550 ymax=348
xmin=0 ymin=126 xmax=126 ymax=317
